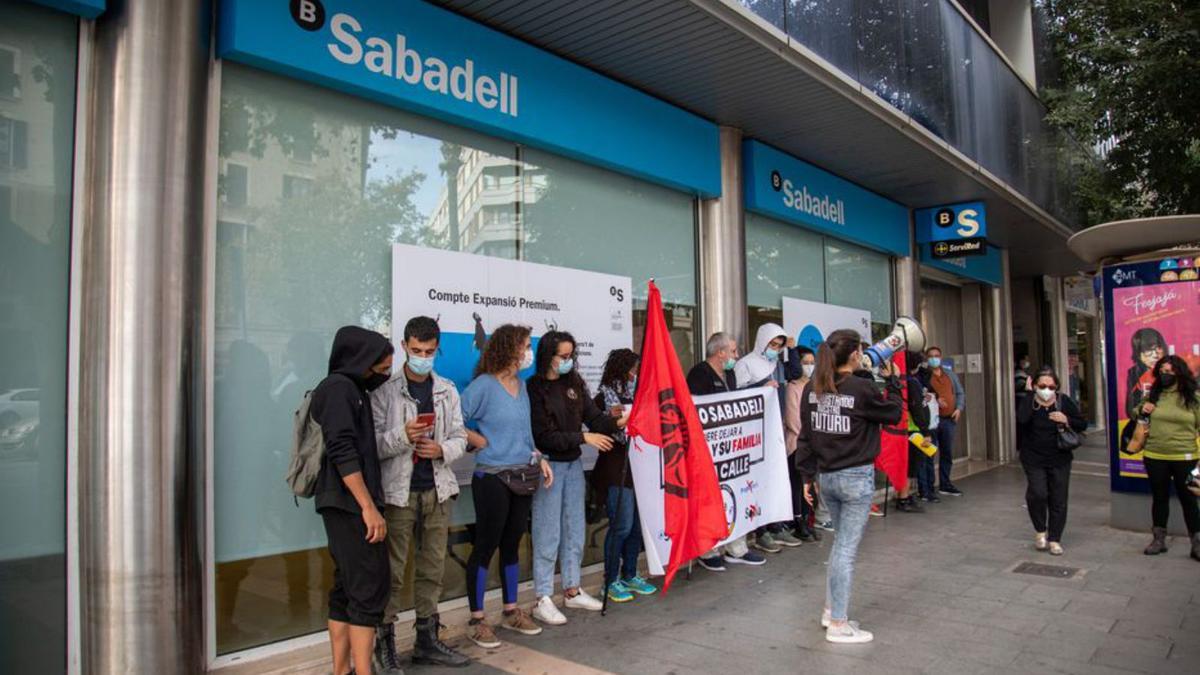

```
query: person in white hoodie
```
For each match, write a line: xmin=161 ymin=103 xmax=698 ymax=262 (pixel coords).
xmin=734 ymin=323 xmax=804 ymax=553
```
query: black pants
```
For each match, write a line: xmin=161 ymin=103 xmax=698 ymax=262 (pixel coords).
xmin=321 ymin=508 xmax=390 ymax=627
xmin=467 ymin=472 xmax=532 ymax=612
xmin=1144 ymin=457 xmax=1200 ymax=534
xmin=1023 ymin=462 xmax=1071 ymax=543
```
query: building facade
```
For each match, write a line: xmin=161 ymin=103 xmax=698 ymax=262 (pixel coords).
xmin=0 ymin=0 xmax=1091 ymax=671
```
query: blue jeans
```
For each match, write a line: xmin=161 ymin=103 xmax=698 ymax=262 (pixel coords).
xmin=917 ymin=447 xmax=936 ymax=497
xmin=935 ymin=419 xmax=958 ymax=488
xmin=819 ymin=465 xmax=875 ymax=621
xmin=532 ymin=459 xmax=586 ymax=597
xmin=604 ymin=486 xmax=644 ymax=584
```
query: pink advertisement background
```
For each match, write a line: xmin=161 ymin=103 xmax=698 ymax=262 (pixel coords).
xmin=1112 ymin=280 xmax=1200 ymax=418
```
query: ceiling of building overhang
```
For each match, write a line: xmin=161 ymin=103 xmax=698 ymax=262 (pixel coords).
xmin=429 ymin=0 xmax=1088 ymax=278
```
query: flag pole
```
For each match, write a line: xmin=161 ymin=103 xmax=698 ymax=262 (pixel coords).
xmin=602 ymin=279 xmax=654 ymax=617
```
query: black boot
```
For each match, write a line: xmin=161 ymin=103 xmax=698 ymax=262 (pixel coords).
xmin=413 ymin=614 xmax=471 ymax=668
xmin=1143 ymin=527 xmax=1169 ymax=555
xmin=373 ymin=623 xmax=405 ymax=675
xmin=1191 ymin=533 xmax=1200 ymax=562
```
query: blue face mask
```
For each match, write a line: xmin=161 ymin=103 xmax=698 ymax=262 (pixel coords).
xmin=764 ymin=348 xmax=781 ymax=362
xmin=406 ymin=353 xmax=434 ymax=376
xmin=557 ymin=358 xmax=574 ymax=375
xmin=927 ymin=357 xmax=942 ymax=369
xmin=723 ymin=357 xmax=737 ymax=371
xmin=628 ymin=376 xmax=637 ymax=393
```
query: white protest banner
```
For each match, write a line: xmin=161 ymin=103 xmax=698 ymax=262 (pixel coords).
xmin=392 ymin=244 xmax=631 ymax=479
xmin=631 ymin=387 xmax=792 ymax=574
xmin=783 ymin=296 xmax=872 ymax=353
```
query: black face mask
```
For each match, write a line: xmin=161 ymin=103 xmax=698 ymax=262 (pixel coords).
xmin=365 ymin=372 xmax=390 ymax=391
xmin=1158 ymin=373 xmax=1177 ymax=389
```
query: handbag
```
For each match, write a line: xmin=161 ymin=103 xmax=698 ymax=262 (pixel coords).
xmin=494 ymin=463 xmax=542 ymax=496
xmin=1054 ymin=397 xmax=1083 ymax=452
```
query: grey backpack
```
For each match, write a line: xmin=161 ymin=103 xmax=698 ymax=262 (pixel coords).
xmin=285 ymin=388 xmax=326 ymax=499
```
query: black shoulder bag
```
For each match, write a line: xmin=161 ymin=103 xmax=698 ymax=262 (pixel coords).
xmin=1054 ymin=396 xmax=1083 ymax=452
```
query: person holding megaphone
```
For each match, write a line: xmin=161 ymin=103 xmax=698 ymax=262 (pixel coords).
xmin=797 ymin=329 xmax=904 ymax=644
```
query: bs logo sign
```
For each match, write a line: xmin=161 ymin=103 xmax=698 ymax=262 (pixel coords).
xmin=935 ymin=206 xmax=981 ymax=238
xmin=291 ymin=0 xmax=326 ymax=31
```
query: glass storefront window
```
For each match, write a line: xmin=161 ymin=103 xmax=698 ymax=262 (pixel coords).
xmin=0 ymin=4 xmax=76 ymax=673
xmin=746 ymin=214 xmax=895 ymax=341
xmin=213 ymin=63 xmax=698 ymax=654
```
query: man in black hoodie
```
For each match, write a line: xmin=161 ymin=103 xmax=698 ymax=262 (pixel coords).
xmin=312 ymin=326 xmax=395 ymax=675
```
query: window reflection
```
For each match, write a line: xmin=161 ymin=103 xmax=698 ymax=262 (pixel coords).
xmin=214 ymin=64 xmax=697 ymax=653
xmin=0 ymin=5 xmax=75 ymax=673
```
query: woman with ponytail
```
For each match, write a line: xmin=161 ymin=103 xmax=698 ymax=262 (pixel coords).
xmin=797 ymin=329 xmax=903 ymax=644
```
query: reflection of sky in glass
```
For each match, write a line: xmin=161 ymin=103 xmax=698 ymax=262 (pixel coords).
xmin=366 ymin=129 xmax=442 ymax=218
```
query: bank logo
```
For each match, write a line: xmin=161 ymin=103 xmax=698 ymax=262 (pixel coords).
xmin=933 ymin=242 xmax=950 ymax=257
xmin=770 ymin=168 xmax=846 ymax=226
xmin=1111 ymin=269 xmax=1137 ymax=285
xmin=291 ymin=0 xmax=326 ymax=31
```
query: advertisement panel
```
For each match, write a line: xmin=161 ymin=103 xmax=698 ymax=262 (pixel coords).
xmin=631 ymin=388 xmax=792 ymax=575
xmin=391 ymin=244 xmax=632 ymax=394
xmin=782 ymin=296 xmax=872 ymax=353
xmin=1102 ymin=255 xmax=1200 ymax=490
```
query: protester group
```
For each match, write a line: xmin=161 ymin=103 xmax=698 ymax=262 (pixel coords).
xmin=301 ymin=310 xmax=1200 ymax=675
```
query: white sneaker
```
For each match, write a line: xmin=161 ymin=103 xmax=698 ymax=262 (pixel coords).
xmin=826 ymin=621 xmax=873 ymax=644
xmin=532 ymin=596 xmax=567 ymax=625
xmin=820 ymin=608 xmax=832 ymax=628
xmin=1035 ymin=532 xmax=1048 ymax=551
xmin=564 ymin=589 xmax=603 ymax=612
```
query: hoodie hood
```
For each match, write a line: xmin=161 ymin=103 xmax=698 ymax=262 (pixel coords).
xmin=734 ymin=323 xmax=788 ymax=386
xmin=327 ymin=326 xmax=394 ymax=383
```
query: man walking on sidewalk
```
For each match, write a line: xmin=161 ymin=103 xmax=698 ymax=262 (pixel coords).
xmin=371 ymin=316 xmax=471 ymax=672
xmin=924 ymin=346 xmax=965 ymax=496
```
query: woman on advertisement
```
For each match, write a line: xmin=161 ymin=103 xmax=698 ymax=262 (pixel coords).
xmin=1016 ymin=368 xmax=1087 ymax=556
xmin=1137 ymin=355 xmax=1200 ymax=561
xmin=460 ymin=324 xmax=553 ymax=648
xmin=796 ymin=329 xmax=903 ymax=644
xmin=1126 ymin=328 xmax=1167 ymax=419
xmin=527 ymin=331 xmax=624 ymax=625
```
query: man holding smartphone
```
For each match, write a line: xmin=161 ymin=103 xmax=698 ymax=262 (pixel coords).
xmin=371 ymin=316 xmax=471 ymax=671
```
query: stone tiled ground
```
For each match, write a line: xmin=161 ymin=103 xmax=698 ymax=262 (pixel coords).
xmin=416 ymin=434 xmax=1200 ymax=675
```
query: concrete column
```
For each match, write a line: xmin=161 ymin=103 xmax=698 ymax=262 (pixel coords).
xmin=894 ymin=257 xmax=920 ymax=318
xmin=77 ymin=0 xmax=210 ymax=671
xmin=984 ymin=249 xmax=1016 ymax=463
xmin=1044 ymin=275 xmax=1070 ymax=374
xmin=698 ymin=126 xmax=748 ymax=349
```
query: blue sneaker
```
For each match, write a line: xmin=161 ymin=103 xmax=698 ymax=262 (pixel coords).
xmin=623 ymin=576 xmax=657 ymax=596
xmin=606 ymin=580 xmax=634 ymax=603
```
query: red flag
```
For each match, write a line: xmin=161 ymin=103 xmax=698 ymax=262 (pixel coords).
xmin=876 ymin=355 xmax=909 ymax=492
xmin=627 ymin=281 xmax=726 ymax=591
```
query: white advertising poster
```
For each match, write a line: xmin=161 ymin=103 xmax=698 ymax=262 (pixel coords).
xmin=392 ymin=243 xmax=632 ymax=393
xmin=392 ymin=244 xmax=632 ymax=480
xmin=631 ymin=387 xmax=792 ymax=575
xmin=782 ymin=296 xmax=872 ymax=353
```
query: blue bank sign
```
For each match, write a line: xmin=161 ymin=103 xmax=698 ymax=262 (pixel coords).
xmin=28 ymin=0 xmax=104 ymax=18
xmin=919 ymin=242 xmax=1002 ymax=286
xmin=743 ymin=141 xmax=909 ymax=256
xmin=218 ymin=0 xmax=720 ymax=196
xmin=915 ymin=201 xmax=987 ymax=244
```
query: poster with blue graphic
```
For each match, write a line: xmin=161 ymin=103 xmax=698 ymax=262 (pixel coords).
xmin=391 ymin=244 xmax=632 ymax=395
xmin=782 ymin=296 xmax=872 ymax=353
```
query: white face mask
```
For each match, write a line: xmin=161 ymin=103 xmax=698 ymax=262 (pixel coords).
xmin=519 ymin=348 xmax=534 ymax=371
xmin=802 ymin=364 xmax=815 ymax=379
xmin=1036 ymin=387 xmax=1055 ymax=402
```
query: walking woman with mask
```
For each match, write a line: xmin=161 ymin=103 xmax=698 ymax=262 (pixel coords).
xmin=1016 ymin=368 xmax=1087 ymax=556
xmin=1137 ymin=355 xmax=1200 ymax=560
xmin=797 ymin=330 xmax=903 ymax=644
xmin=527 ymin=330 xmax=623 ymax=625
xmin=460 ymin=324 xmax=553 ymax=647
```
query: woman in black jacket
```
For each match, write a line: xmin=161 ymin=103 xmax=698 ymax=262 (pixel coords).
xmin=797 ymin=330 xmax=903 ymax=644
xmin=1017 ymin=368 xmax=1087 ymax=556
xmin=897 ymin=350 xmax=931 ymax=512
xmin=527 ymin=331 xmax=622 ymax=625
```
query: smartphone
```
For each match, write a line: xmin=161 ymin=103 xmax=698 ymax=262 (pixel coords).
xmin=416 ymin=412 xmax=436 ymax=438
